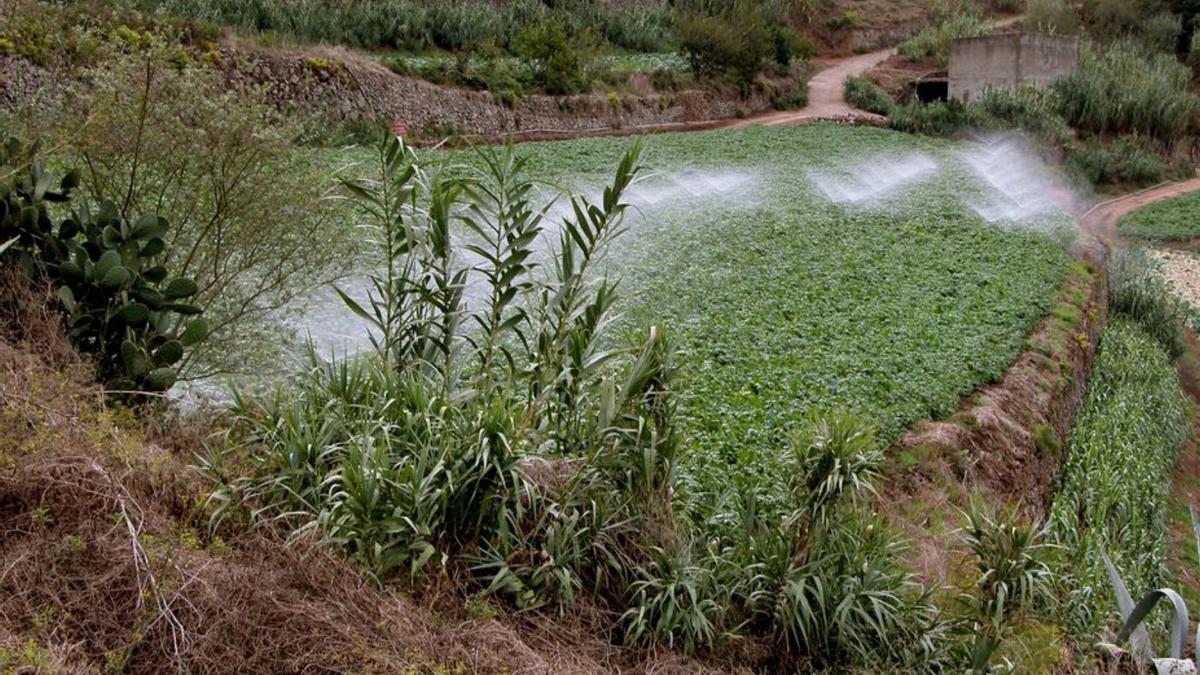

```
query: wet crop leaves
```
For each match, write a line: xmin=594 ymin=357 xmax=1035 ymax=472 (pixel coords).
xmin=456 ymin=124 xmax=1074 ymax=506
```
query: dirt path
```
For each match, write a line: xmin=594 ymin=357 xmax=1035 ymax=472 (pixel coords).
xmin=1079 ymin=177 xmax=1200 ymax=242
xmin=728 ymin=47 xmax=896 ymax=128
xmin=727 ymin=13 xmax=1027 ymax=129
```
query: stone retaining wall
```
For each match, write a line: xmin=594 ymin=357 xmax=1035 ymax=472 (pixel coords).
xmin=2 ymin=46 xmax=803 ymax=139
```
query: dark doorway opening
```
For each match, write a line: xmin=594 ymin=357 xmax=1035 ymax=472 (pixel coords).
xmin=912 ymin=78 xmax=949 ymax=103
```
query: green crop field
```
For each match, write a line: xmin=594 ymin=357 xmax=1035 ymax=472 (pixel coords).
xmin=1119 ymin=190 xmax=1200 ymax=240
xmin=432 ymin=124 xmax=1075 ymax=508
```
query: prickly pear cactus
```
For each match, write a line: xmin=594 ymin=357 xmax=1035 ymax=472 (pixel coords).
xmin=1 ymin=135 xmax=207 ymax=393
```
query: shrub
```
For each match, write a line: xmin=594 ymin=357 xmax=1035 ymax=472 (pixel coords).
xmin=650 ymin=67 xmax=689 ymax=91
xmin=1065 ymin=138 xmax=1167 ymax=186
xmin=1107 ymin=248 xmax=1187 ymax=360
xmin=513 ymin=20 xmax=586 ymax=95
xmin=1053 ymin=40 xmax=1199 ymax=142
xmin=773 ymin=88 xmax=809 ymax=110
xmin=898 ymin=8 xmax=991 ymax=65
xmin=958 ymin=503 xmax=1055 ymax=671
xmin=975 ymin=85 xmax=1073 ymax=145
xmin=987 ymin=0 xmax=1024 ymax=11
xmin=1138 ymin=12 xmax=1182 ymax=53
xmin=843 ymin=76 xmax=895 ymax=115
xmin=1026 ymin=0 xmax=1082 ymax=34
xmin=1084 ymin=0 xmax=1165 ymax=42
xmin=676 ymin=10 xmax=771 ymax=86
xmin=889 ymin=99 xmax=991 ymax=136
xmin=824 ymin=9 xmax=862 ymax=30
xmin=769 ymin=24 xmax=813 ymax=68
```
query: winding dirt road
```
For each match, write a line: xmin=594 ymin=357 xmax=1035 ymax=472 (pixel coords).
xmin=729 ymin=47 xmax=896 ymax=128
xmin=1079 ymin=177 xmax=1200 ymax=242
xmin=730 ymin=13 xmax=1028 ymax=129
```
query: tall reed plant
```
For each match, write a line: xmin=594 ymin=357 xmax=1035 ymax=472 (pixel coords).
xmin=1053 ymin=40 xmax=1199 ymax=143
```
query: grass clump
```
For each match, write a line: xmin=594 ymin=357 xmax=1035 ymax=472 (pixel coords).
xmin=898 ymin=3 xmax=992 ymax=66
xmin=974 ymin=85 xmax=1074 ymax=146
xmin=889 ymin=98 xmax=992 ymax=136
xmin=1118 ymin=191 xmax=1200 ymax=241
xmin=1108 ymin=248 xmax=1187 ymax=360
xmin=1064 ymin=137 xmax=1169 ymax=187
xmin=1049 ymin=319 xmax=1189 ymax=638
xmin=843 ymin=75 xmax=894 ymax=115
xmin=1053 ymin=40 xmax=1199 ymax=143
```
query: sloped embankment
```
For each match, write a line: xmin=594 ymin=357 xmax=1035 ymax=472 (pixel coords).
xmin=886 ymin=239 xmax=1108 ymax=580
xmin=221 ymin=45 xmax=804 ymax=140
xmin=0 ymin=276 xmax=723 ymax=674
xmin=0 ymin=45 xmax=805 ymax=143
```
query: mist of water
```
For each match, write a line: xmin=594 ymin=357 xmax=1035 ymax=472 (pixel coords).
xmin=959 ymin=135 xmax=1071 ymax=225
xmin=808 ymin=153 xmax=939 ymax=205
xmin=290 ymin=167 xmax=761 ymax=360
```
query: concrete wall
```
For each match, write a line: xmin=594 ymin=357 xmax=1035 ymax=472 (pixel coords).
xmin=948 ymin=33 xmax=1078 ymax=102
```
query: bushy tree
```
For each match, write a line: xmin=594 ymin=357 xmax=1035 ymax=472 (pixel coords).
xmin=513 ymin=19 xmax=587 ymax=95
xmin=676 ymin=6 xmax=771 ymax=86
xmin=21 ymin=54 xmax=353 ymax=380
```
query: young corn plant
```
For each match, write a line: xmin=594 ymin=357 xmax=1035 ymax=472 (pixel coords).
xmin=1050 ymin=320 xmax=1188 ymax=639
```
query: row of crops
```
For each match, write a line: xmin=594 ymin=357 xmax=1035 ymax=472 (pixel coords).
xmin=1049 ymin=317 xmax=1189 ymax=638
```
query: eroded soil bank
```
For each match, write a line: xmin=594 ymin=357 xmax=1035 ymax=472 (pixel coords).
xmin=884 ymin=237 xmax=1108 ymax=583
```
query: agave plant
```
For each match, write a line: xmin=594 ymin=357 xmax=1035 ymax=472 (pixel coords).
xmin=1097 ymin=507 xmax=1200 ymax=674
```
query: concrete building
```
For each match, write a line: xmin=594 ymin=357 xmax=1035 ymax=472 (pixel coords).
xmin=948 ymin=33 xmax=1079 ymax=102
